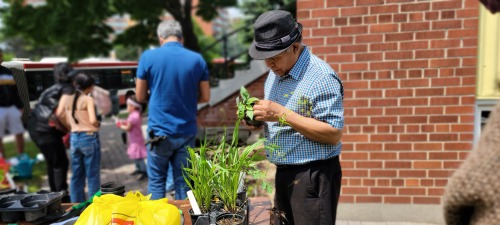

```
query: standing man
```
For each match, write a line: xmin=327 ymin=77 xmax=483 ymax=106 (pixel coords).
xmin=136 ymin=20 xmax=210 ymax=200
xmin=0 ymin=48 xmax=25 ymax=158
xmin=248 ymin=10 xmax=344 ymax=225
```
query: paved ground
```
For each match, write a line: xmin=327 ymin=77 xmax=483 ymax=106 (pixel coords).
xmin=32 ymin=117 xmax=439 ymax=225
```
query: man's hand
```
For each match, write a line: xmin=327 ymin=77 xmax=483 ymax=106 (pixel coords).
xmin=253 ymin=100 xmax=287 ymax=122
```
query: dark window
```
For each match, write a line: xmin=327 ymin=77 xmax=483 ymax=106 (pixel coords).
xmin=25 ymin=71 xmax=55 ymax=101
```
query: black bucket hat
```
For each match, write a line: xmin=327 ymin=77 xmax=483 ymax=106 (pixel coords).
xmin=249 ymin=10 xmax=303 ymax=60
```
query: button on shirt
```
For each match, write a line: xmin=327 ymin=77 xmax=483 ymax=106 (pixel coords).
xmin=264 ymin=46 xmax=344 ymax=165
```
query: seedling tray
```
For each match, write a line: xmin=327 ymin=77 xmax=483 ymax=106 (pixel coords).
xmin=0 ymin=191 xmax=65 ymax=222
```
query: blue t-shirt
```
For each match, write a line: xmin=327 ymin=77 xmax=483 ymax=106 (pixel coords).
xmin=137 ymin=42 xmax=209 ymax=137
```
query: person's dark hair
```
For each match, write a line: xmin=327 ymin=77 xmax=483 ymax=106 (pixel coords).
xmin=53 ymin=63 xmax=74 ymax=83
xmin=71 ymin=72 xmax=95 ymax=124
xmin=125 ymin=90 xmax=136 ymax=100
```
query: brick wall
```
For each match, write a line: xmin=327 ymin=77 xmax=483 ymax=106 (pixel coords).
xmin=197 ymin=75 xmax=267 ymax=127
xmin=298 ymin=0 xmax=479 ymax=204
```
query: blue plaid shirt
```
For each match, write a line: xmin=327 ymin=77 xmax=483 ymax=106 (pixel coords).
xmin=264 ymin=46 xmax=344 ymax=165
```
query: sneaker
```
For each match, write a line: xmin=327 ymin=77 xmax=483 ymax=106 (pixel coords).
xmin=130 ymin=171 xmax=141 ymax=176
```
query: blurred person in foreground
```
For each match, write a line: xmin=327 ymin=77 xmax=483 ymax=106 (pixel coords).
xmin=246 ymin=10 xmax=344 ymax=225
xmin=27 ymin=62 xmax=74 ymax=201
xmin=0 ymin=48 xmax=24 ymax=158
xmin=135 ymin=20 xmax=210 ymax=200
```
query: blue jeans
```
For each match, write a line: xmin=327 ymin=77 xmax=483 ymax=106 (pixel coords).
xmin=70 ymin=132 xmax=101 ymax=203
xmin=166 ymin=165 xmax=174 ymax=192
xmin=147 ymin=135 xmax=194 ymax=200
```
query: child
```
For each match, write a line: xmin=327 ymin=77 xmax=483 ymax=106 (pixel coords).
xmin=117 ymin=96 xmax=148 ymax=181
xmin=56 ymin=72 xmax=101 ymax=203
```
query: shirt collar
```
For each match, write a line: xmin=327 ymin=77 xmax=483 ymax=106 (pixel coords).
xmin=285 ymin=46 xmax=310 ymax=80
xmin=162 ymin=41 xmax=183 ymax=47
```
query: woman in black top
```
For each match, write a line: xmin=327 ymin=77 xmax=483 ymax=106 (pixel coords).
xmin=27 ymin=63 xmax=74 ymax=201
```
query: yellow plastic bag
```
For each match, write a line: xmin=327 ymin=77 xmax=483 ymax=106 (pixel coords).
xmin=75 ymin=191 xmax=181 ymax=225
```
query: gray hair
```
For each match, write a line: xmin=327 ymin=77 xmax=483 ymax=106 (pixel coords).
xmin=157 ymin=20 xmax=183 ymax=39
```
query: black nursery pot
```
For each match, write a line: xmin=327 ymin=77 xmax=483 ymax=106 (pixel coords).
xmin=244 ymin=116 xmax=264 ymax=128
xmin=215 ymin=213 xmax=244 ymax=225
xmin=100 ymin=182 xmax=125 ymax=196
xmin=189 ymin=208 xmax=210 ymax=225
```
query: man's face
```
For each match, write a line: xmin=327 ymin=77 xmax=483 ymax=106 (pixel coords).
xmin=264 ymin=43 xmax=297 ymax=76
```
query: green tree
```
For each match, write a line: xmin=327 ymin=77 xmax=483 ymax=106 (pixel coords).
xmin=2 ymin=0 xmax=237 ymax=61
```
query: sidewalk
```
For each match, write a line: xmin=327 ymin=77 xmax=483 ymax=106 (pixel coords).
xmin=35 ymin=117 xmax=439 ymax=225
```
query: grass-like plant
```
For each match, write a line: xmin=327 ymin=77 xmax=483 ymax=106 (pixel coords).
xmin=183 ymin=140 xmax=217 ymax=213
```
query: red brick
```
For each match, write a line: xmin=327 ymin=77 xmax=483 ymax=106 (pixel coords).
xmin=385 ymin=107 xmax=413 ymax=115
xmin=364 ymin=15 xmax=378 ymax=24
xmin=414 ymin=143 xmax=442 ymax=151
xmin=402 ymin=22 xmax=430 ymax=31
xmin=430 ymin=96 xmax=459 ymax=105
xmin=400 ymin=60 xmax=429 ymax=69
xmin=362 ymin=126 xmax=376 ymax=133
xmin=320 ymin=18 xmax=333 ymax=27
xmin=429 ymin=133 xmax=458 ymax=141
xmin=363 ymin=179 xmax=376 ymax=186
xmin=298 ymin=0 xmax=326 ymax=8
xmin=401 ymin=2 xmax=430 ymax=12
xmin=370 ymin=80 xmax=398 ymax=88
xmin=430 ymin=115 xmax=459 ymax=123
xmin=456 ymin=68 xmax=476 ymax=76
xmin=436 ymin=124 xmax=450 ymax=132
xmin=341 ymin=63 xmax=369 ymax=72
xmin=401 ymin=98 xmax=429 ymax=106
xmin=385 ymin=89 xmax=413 ymax=97
xmin=371 ymin=5 xmax=399 ymax=14
xmin=435 ymin=179 xmax=448 ymax=187
xmin=451 ymin=124 xmax=474 ymax=132
xmin=343 ymin=170 xmax=369 ymax=177
xmin=401 ymin=41 xmax=429 ymax=50
xmin=385 ymin=33 xmax=414 ymax=42
xmin=430 ymin=58 xmax=461 ymax=68
xmin=356 ymin=34 xmax=384 ymax=43
xmin=370 ymin=62 xmax=399 ymax=70
xmin=326 ymin=54 xmax=354 ymax=63
xmin=370 ymin=43 xmax=398 ymax=51
xmin=386 ymin=143 xmax=412 ymax=151
xmin=370 ymin=99 xmax=399 ymax=107
xmin=432 ymin=20 xmax=462 ymax=30
xmin=431 ymin=39 xmax=461 ymax=49
xmin=440 ymin=68 xmax=454 ymax=77
xmin=425 ymin=11 xmax=439 ymax=20
xmin=421 ymin=179 xmax=434 ymax=186
xmin=370 ymin=170 xmax=397 ymax=177
xmin=370 ymin=152 xmax=397 ymax=160
xmin=448 ymin=28 xmax=478 ymax=38
xmin=371 ymin=116 xmax=398 ymax=124
xmin=415 ymin=106 xmax=444 ymax=115
xmin=297 ymin=10 xmax=310 ymax=19
xmin=432 ymin=0 xmax=462 ymax=10
xmin=339 ymin=195 xmax=354 ymax=203
xmin=371 ymin=187 xmax=397 ymax=195
xmin=356 ymin=196 xmax=382 ymax=203
xmin=400 ymin=78 xmax=429 ymax=87
xmin=446 ymin=106 xmax=474 ymax=114
xmin=409 ymin=12 xmax=424 ymax=21
xmin=327 ymin=36 xmax=353 ymax=45
xmin=342 ymin=152 xmax=369 ymax=160
xmin=345 ymin=117 xmax=369 ymax=125
xmin=349 ymin=178 xmax=363 ymax=186
xmin=378 ymin=14 xmax=392 ymax=23
xmin=377 ymin=71 xmax=390 ymax=79
xmin=463 ymin=57 xmax=477 ymax=67
xmin=431 ymin=77 xmax=461 ymax=87
xmin=348 ymin=126 xmax=361 ymax=133
xmin=349 ymin=17 xmax=363 ymax=25
xmin=341 ymin=7 xmax=369 ymax=16
xmin=378 ymin=179 xmax=391 ymax=186
xmin=356 ymin=143 xmax=383 ymax=151
xmin=421 ymin=125 xmax=435 ymax=132
xmin=392 ymin=179 xmax=405 ymax=186
xmin=446 ymin=87 xmax=475 ymax=95
xmin=399 ymin=170 xmax=427 ymax=177
xmin=457 ymin=9 xmax=479 ymax=18
xmin=335 ymin=18 xmax=348 ymax=26
xmin=391 ymin=125 xmax=405 ymax=133
xmin=400 ymin=188 xmax=426 ymax=195
xmin=428 ymin=188 xmax=445 ymax=196
xmin=357 ymin=0 xmax=384 ymax=5
xmin=416 ymin=31 xmax=446 ymax=40
xmin=385 ymin=161 xmax=412 ymax=168
xmin=416 ymin=88 xmax=445 ymax=96
xmin=441 ymin=10 xmax=456 ymax=19
xmin=429 ymin=152 xmax=457 ymax=160
xmin=406 ymin=125 xmax=419 ymax=133
xmin=371 ymin=134 xmax=398 ymax=142
xmin=405 ymin=179 xmax=419 ymax=186
xmin=444 ymin=142 xmax=472 ymax=151
xmin=448 ymin=48 xmax=477 ymax=57
xmin=400 ymin=134 xmax=428 ymax=142
xmin=399 ymin=152 xmax=427 ymax=161
xmin=394 ymin=14 xmax=408 ymax=22
xmin=310 ymin=46 xmax=338 ymax=55
xmin=357 ymin=161 xmax=383 ymax=169
xmin=370 ymin=24 xmax=399 ymax=33
xmin=356 ymin=53 xmax=383 ymax=61
xmin=415 ymin=50 xmax=445 ymax=59
xmin=385 ymin=196 xmax=411 ymax=204
xmin=355 ymin=90 xmax=383 ymax=98
xmin=414 ymin=161 xmax=442 ymax=169
xmin=356 ymin=108 xmax=383 ymax=116
xmin=413 ymin=197 xmax=441 ymax=204
xmin=464 ymin=0 xmax=480 ymax=8
xmin=343 ymin=187 xmax=369 ymax=195
xmin=312 ymin=8 xmax=340 ymax=18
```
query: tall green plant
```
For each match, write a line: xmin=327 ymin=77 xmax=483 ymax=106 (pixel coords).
xmin=183 ymin=141 xmax=217 ymax=213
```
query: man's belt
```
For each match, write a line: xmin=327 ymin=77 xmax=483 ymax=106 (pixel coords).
xmin=145 ymin=130 xmax=167 ymax=150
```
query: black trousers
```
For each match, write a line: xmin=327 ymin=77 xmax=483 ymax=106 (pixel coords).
xmin=274 ymin=156 xmax=342 ymax=225
xmin=28 ymin=127 xmax=69 ymax=194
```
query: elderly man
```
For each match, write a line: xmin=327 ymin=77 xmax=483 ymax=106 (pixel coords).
xmin=248 ymin=10 xmax=344 ymax=225
xmin=135 ymin=20 xmax=210 ymax=200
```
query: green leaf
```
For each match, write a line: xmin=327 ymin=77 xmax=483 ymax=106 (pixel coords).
xmin=247 ymin=97 xmax=259 ymax=104
xmin=246 ymin=110 xmax=254 ymax=120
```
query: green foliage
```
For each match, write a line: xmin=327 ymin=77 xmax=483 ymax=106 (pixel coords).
xmin=3 ymin=141 xmax=46 ymax=192
xmin=2 ymin=0 xmax=238 ymax=61
xmin=236 ymin=86 xmax=259 ymax=121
